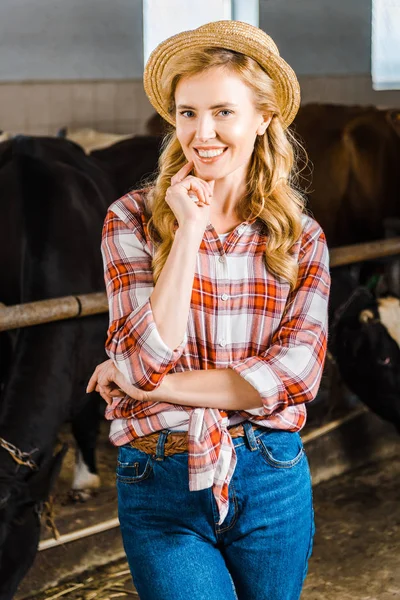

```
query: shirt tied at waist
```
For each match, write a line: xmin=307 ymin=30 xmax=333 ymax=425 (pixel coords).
xmin=187 ymin=407 xmax=238 ymax=526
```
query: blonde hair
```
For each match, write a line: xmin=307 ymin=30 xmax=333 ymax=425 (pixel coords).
xmin=143 ymin=47 xmax=308 ymax=291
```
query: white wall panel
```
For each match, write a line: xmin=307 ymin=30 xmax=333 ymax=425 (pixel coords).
xmin=260 ymin=0 xmax=371 ymax=76
xmin=143 ymin=0 xmax=231 ymax=64
xmin=0 ymin=0 xmax=143 ymax=81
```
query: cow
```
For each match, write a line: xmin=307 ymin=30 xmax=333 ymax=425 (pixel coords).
xmin=291 ymin=104 xmax=400 ymax=416
xmin=0 ymin=135 xmax=117 ymax=599
xmin=289 ymin=104 xmax=400 ymax=427
xmin=90 ymin=134 xmax=162 ymax=198
xmin=146 ymin=112 xmax=171 ymax=137
xmin=57 ymin=127 xmax=134 ymax=154
xmin=330 ymin=282 xmax=400 ymax=435
xmin=293 ymin=103 xmax=400 ymax=249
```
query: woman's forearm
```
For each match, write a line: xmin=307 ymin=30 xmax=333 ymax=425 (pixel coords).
xmin=150 ymin=224 xmax=203 ymax=350
xmin=150 ymin=368 xmax=263 ymax=411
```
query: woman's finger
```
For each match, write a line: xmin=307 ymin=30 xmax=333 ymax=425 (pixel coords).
xmin=86 ymin=365 xmax=101 ymax=393
xmin=187 ymin=175 xmax=213 ymax=204
xmin=86 ymin=359 xmax=113 ymax=393
xmin=97 ymin=371 xmax=112 ymax=389
xmin=183 ymin=179 xmax=208 ymax=204
xmin=98 ymin=385 xmax=113 ymax=405
xmin=97 ymin=363 xmax=118 ymax=388
xmin=109 ymin=387 xmax=125 ymax=397
xmin=113 ymin=370 xmax=130 ymax=389
xmin=171 ymin=161 xmax=194 ymax=186
xmin=201 ymin=179 xmax=213 ymax=203
xmin=189 ymin=178 xmax=211 ymax=204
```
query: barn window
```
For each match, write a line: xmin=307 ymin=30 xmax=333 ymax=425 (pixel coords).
xmin=143 ymin=0 xmax=259 ymax=65
xmin=372 ymin=0 xmax=400 ymax=90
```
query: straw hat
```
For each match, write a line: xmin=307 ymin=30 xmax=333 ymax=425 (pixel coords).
xmin=143 ymin=20 xmax=300 ymax=129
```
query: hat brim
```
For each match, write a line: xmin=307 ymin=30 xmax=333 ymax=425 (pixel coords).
xmin=143 ymin=21 xmax=300 ymax=130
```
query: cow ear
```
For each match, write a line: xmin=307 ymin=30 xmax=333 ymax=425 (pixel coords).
xmin=386 ymin=110 xmax=400 ymax=137
xmin=334 ymin=286 xmax=375 ymax=324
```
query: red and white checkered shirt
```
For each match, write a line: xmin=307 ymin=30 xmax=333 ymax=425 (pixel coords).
xmin=101 ymin=190 xmax=331 ymax=525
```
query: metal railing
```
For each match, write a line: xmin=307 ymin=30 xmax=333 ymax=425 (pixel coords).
xmin=1 ymin=236 xmax=400 ymax=332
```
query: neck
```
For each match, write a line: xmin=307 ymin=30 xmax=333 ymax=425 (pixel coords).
xmin=210 ymin=179 xmax=247 ymax=219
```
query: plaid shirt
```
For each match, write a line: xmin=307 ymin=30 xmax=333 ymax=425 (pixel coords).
xmin=101 ymin=191 xmax=331 ymax=525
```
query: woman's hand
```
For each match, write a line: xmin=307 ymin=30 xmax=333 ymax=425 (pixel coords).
xmin=166 ymin=161 xmax=214 ymax=231
xmin=86 ymin=359 xmax=148 ymax=405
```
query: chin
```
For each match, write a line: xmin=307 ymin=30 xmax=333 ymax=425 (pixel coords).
xmin=195 ymin=166 xmax=229 ymax=181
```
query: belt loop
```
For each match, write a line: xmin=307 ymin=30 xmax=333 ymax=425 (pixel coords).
xmin=242 ymin=421 xmax=258 ymax=451
xmin=155 ymin=430 xmax=169 ymax=461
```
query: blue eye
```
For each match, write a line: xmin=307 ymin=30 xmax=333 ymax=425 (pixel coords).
xmin=180 ymin=110 xmax=195 ymax=118
xmin=219 ymin=110 xmax=233 ymax=117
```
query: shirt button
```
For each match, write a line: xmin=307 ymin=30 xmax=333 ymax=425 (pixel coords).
xmin=237 ymin=226 xmax=245 ymax=234
xmin=221 ymin=293 xmax=229 ymax=301
xmin=219 ymin=256 xmax=225 ymax=263
xmin=219 ymin=339 xmax=226 ymax=347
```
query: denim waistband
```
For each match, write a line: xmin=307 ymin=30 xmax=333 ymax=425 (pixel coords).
xmin=153 ymin=421 xmax=266 ymax=460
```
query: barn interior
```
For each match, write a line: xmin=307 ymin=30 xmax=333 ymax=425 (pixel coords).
xmin=1 ymin=1 xmax=400 ymax=599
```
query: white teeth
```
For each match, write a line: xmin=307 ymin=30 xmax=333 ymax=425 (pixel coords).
xmin=197 ymin=148 xmax=225 ymax=158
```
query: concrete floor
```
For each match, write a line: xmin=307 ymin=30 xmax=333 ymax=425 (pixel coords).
xmin=27 ymin=454 xmax=400 ymax=600
xmin=303 ymin=454 xmax=400 ymax=600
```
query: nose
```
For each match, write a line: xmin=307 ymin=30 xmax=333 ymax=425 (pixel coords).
xmin=195 ymin=114 xmax=216 ymax=142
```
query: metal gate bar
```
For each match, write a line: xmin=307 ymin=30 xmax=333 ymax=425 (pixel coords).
xmin=1 ymin=236 xmax=400 ymax=333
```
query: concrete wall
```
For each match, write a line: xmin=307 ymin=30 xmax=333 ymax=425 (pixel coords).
xmin=1 ymin=0 xmax=400 ymax=136
xmin=0 ymin=80 xmax=153 ymax=136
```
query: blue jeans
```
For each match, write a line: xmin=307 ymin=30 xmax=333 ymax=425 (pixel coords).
xmin=116 ymin=422 xmax=315 ymax=600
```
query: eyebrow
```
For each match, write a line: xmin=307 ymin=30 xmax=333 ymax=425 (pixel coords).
xmin=176 ymin=103 xmax=238 ymax=110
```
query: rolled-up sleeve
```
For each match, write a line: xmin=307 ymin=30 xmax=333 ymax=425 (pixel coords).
xmin=101 ymin=203 xmax=188 ymax=391
xmin=229 ymin=225 xmax=331 ymax=415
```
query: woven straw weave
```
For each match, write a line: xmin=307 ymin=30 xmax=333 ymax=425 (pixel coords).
xmin=143 ymin=20 xmax=300 ymax=129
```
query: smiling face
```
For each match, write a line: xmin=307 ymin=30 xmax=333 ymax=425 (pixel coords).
xmin=174 ymin=66 xmax=271 ymax=185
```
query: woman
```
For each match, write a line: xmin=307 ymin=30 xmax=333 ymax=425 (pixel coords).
xmin=87 ymin=20 xmax=331 ymax=600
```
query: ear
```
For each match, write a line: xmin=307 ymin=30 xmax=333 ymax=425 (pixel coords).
xmin=257 ymin=113 xmax=273 ymax=136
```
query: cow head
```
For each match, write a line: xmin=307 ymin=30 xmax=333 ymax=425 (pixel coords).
xmin=0 ymin=473 xmax=41 ymax=600
xmin=0 ymin=443 xmax=67 ymax=599
xmin=331 ymin=286 xmax=400 ymax=433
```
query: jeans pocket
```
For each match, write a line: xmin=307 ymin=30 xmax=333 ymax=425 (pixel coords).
xmin=257 ymin=430 xmax=304 ymax=469
xmin=116 ymin=445 xmax=154 ymax=484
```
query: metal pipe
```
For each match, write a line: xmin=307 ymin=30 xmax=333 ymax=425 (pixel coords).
xmin=1 ymin=237 xmax=400 ymax=332
xmin=0 ymin=292 xmax=109 ymax=332
xmin=330 ymin=236 xmax=400 ymax=267
xmin=301 ymin=405 xmax=368 ymax=444
xmin=38 ymin=518 xmax=120 ymax=551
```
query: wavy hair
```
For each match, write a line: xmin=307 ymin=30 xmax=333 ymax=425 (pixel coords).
xmin=143 ymin=47 xmax=308 ymax=291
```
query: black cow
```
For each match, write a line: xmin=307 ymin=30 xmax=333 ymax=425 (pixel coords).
xmin=0 ymin=136 xmax=117 ymax=599
xmin=330 ymin=283 xmax=400 ymax=434
xmin=90 ymin=134 xmax=162 ymax=197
